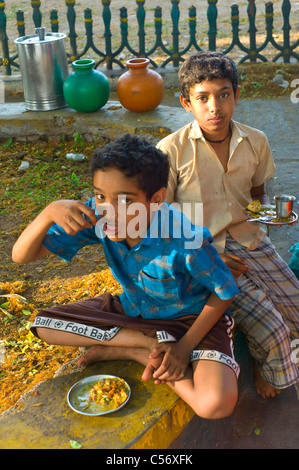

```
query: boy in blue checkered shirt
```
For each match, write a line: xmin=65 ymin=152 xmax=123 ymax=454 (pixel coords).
xmin=12 ymin=134 xmax=239 ymax=418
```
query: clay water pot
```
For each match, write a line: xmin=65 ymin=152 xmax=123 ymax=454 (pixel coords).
xmin=117 ymin=58 xmax=164 ymax=112
xmin=63 ymin=59 xmax=110 ymax=112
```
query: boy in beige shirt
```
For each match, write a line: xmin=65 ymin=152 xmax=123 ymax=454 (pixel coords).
xmin=157 ymin=52 xmax=299 ymax=398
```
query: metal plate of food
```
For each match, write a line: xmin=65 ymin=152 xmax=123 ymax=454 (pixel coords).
xmin=67 ymin=374 xmax=131 ymax=416
xmin=244 ymin=204 xmax=298 ymax=226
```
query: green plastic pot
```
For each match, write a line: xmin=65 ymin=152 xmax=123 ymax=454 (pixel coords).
xmin=63 ymin=59 xmax=110 ymax=112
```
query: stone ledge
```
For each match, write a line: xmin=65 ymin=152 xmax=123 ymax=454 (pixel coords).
xmin=0 ymin=101 xmax=191 ymax=143
xmin=0 ymin=331 xmax=251 ymax=450
xmin=0 ymin=360 xmax=194 ymax=450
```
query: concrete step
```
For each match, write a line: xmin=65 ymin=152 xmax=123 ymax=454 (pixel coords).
xmin=0 ymin=360 xmax=194 ymax=449
xmin=0 ymin=331 xmax=250 ymax=450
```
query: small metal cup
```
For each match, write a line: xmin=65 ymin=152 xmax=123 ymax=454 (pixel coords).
xmin=274 ymin=194 xmax=296 ymax=218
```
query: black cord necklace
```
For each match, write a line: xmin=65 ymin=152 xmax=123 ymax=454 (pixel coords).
xmin=205 ymin=131 xmax=231 ymax=144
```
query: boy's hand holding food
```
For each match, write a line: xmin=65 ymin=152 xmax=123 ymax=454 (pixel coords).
xmin=46 ymin=200 xmax=98 ymax=235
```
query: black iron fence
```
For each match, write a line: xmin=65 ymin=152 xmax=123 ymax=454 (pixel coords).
xmin=0 ymin=0 xmax=298 ymax=76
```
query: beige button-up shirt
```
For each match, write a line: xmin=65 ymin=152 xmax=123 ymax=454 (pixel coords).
xmin=157 ymin=119 xmax=276 ymax=253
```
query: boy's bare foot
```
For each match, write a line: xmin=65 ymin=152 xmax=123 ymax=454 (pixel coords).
xmin=253 ymin=361 xmax=282 ymax=398
xmin=142 ymin=362 xmax=156 ymax=381
xmin=142 ymin=353 xmax=165 ymax=383
xmin=77 ymin=344 xmax=127 ymax=368
xmin=77 ymin=345 xmax=105 ymax=368
xmin=77 ymin=344 xmax=150 ymax=368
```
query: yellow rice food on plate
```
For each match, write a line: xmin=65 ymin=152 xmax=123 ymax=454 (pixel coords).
xmin=89 ymin=377 xmax=128 ymax=409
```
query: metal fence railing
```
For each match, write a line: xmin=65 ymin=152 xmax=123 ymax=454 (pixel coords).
xmin=0 ymin=0 xmax=298 ymax=76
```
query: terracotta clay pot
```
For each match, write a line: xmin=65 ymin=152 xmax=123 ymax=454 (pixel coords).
xmin=117 ymin=58 xmax=164 ymax=112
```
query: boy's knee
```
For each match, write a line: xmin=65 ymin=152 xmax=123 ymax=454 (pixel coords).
xmin=193 ymin=386 xmax=238 ymax=419
xmin=35 ymin=327 xmax=47 ymax=341
xmin=35 ymin=327 xmax=57 ymax=345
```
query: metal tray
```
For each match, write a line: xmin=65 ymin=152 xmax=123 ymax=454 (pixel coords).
xmin=244 ymin=206 xmax=298 ymax=226
xmin=67 ymin=374 xmax=131 ymax=416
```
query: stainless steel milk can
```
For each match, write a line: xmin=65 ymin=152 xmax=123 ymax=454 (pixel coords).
xmin=15 ymin=27 xmax=69 ymax=111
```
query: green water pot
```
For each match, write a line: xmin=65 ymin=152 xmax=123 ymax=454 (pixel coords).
xmin=63 ymin=59 xmax=110 ymax=112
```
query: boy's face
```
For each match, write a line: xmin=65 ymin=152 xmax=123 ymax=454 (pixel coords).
xmin=93 ymin=167 xmax=165 ymax=248
xmin=180 ymin=78 xmax=240 ymax=139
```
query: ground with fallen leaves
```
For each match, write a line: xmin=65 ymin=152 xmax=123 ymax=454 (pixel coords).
xmin=0 ymin=136 xmax=123 ymax=413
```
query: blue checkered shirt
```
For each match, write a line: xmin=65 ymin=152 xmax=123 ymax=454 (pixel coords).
xmin=43 ymin=200 xmax=238 ymax=319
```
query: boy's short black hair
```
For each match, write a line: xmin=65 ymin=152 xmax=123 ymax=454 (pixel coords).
xmin=179 ymin=52 xmax=239 ymax=100
xmin=91 ymin=133 xmax=169 ymax=200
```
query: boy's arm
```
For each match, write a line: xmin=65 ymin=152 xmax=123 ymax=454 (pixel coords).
xmin=150 ymin=293 xmax=233 ymax=383
xmin=250 ymin=183 xmax=270 ymax=205
xmin=220 ymin=183 xmax=270 ymax=278
xmin=12 ymin=200 xmax=97 ymax=264
xmin=156 ymin=140 xmax=177 ymax=204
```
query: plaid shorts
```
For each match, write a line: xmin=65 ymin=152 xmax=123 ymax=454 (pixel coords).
xmin=225 ymin=235 xmax=299 ymax=390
